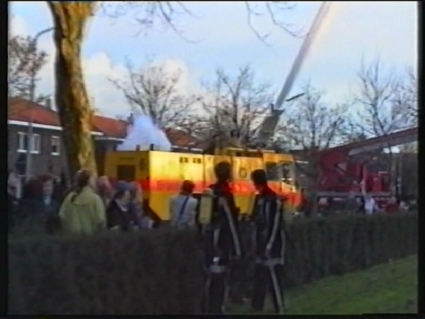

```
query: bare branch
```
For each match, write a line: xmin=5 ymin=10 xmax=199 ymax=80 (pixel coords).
xmin=8 ymin=34 xmax=49 ymax=103
xmin=109 ymin=57 xmax=197 ymax=131
xmin=99 ymin=1 xmax=202 ymax=43
xmin=100 ymin=1 xmax=298 ymax=45
xmin=354 ymin=58 xmax=411 ymax=137
xmin=196 ymin=64 xmax=274 ymax=147
xmin=244 ymin=1 xmax=301 ymax=45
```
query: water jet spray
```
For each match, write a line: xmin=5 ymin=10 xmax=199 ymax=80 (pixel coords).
xmin=257 ymin=1 xmax=337 ymax=144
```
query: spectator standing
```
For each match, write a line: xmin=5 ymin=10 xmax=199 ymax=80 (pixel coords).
xmin=130 ymin=182 xmax=152 ymax=229
xmin=38 ymin=175 xmax=61 ymax=234
xmin=8 ymin=170 xmax=19 ymax=231
xmin=364 ymin=195 xmax=379 ymax=215
xmin=385 ymin=197 xmax=399 ymax=213
xmin=97 ymin=176 xmax=114 ymax=208
xmin=399 ymin=198 xmax=409 ymax=211
xmin=106 ymin=181 xmax=136 ymax=231
xmin=345 ymin=192 xmax=360 ymax=212
xmin=169 ymin=180 xmax=198 ymax=230
xmin=59 ymin=169 xmax=106 ymax=235
xmin=8 ymin=170 xmax=20 ymax=199
xmin=14 ymin=177 xmax=46 ymax=235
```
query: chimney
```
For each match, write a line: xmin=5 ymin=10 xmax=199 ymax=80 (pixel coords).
xmin=45 ymin=98 xmax=52 ymax=110
xmin=126 ymin=113 xmax=134 ymax=136
xmin=127 ymin=113 xmax=134 ymax=125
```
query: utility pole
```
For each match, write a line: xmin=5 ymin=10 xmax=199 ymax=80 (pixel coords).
xmin=24 ymin=27 xmax=54 ymax=182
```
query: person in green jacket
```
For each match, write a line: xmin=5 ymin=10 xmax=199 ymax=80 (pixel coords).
xmin=59 ymin=169 xmax=106 ymax=235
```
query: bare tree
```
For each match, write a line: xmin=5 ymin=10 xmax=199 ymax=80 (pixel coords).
xmin=198 ymin=65 xmax=274 ymax=148
xmin=8 ymin=34 xmax=49 ymax=103
xmin=397 ymin=70 xmax=418 ymax=153
xmin=278 ymin=82 xmax=346 ymax=214
xmin=355 ymin=59 xmax=410 ymax=137
xmin=110 ymin=58 xmax=198 ymax=130
xmin=46 ymin=1 xmax=297 ymax=177
xmin=353 ymin=59 xmax=412 ymax=191
xmin=396 ymin=67 xmax=417 ymax=127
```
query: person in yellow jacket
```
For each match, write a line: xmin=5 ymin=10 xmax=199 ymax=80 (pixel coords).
xmin=59 ymin=169 xmax=106 ymax=235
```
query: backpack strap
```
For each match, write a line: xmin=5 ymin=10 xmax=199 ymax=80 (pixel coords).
xmin=176 ymin=195 xmax=190 ymax=226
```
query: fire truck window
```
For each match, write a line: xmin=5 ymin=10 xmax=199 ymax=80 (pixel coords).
xmin=116 ymin=165 xmax=136 ymax=182
xmin=265 ymin=162 xmax=279 ymax=181
xmin=281 ymin=162 xmax=294 ymax=185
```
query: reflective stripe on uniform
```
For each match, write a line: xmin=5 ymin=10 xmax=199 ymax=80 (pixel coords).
xmin=268 ymin=265 xmax=284 ymax=314
xmin=256 ymin=257 xmax=284 ymax=266
xmin=213 ymin=227 xmax=221 ymax=252
xmin=223 ymin=280 xmax=230 ymax=313
xmin=263 ymin=258 xmax=284 ymax=266
xmin=220 ymin=198 xmax=241 ymax=258
xmin=204 ymin=275 xmax=212 ymax=310
xmin=252 ymin=225 xmax=257 ymax=255
xmin=265 ymin=201 xmax=270 ymax=227
xmin=280 ymin=229 xmax=286 ymax=265
xmin=266 ymin=199 xmax=282 ymax=254
xmin=209 ymin=264 xmax=227 ymax=274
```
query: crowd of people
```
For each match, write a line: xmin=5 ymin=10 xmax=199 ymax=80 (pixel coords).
xmin=8 ymin=166 xmax=206 ymax=237
xmin=306 ymin=191 xmax=417 ymax=217
xmin=7 ymin=169 xmax=159 ymax=236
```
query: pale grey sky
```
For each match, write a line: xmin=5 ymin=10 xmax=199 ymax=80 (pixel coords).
xmin=10 ymin=1 xmax=417 ymax=118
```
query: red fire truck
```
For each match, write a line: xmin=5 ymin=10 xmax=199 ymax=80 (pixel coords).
xmin=315 ymin=127 xmax=417 ymax=207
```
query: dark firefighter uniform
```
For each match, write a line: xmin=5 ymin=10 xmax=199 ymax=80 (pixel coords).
xmin=201 ymin=181 xmax=242 ymax=314
xmin=251 ymin=186 xmax=286 ymax=314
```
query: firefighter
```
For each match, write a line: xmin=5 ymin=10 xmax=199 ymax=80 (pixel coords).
xmin=250 ymin=169 xmax=286 ymax=314
xmin=201 ymin=161 xmax=242 ymax=314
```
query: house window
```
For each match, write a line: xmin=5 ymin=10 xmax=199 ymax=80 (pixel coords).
xmin=51 ymin=136 xmax=61 ymax=156
xmin=17 ymin=132 xmax=41 ymax=154
xmin=31 ymin=134 xmax=41 ymax=154
xmin=17 ymin=132 xmax=29 ymax=153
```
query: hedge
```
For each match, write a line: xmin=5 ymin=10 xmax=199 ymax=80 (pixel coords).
xmin=8 ymin=230 xmax=204 ymax=315
xmin=233 ymin=212 xmax=418 ymax=301
xmin=8 ymin=212 xmax=417 ymax=314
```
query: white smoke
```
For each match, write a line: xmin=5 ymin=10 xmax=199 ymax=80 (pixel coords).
xmin=117 ymin=114 xmax=172 ymax=151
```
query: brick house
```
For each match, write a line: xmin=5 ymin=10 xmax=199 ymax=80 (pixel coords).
xmin=8 ymin=97 xmax=203 ymax=179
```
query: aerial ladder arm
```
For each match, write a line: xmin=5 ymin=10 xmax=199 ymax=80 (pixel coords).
xmin=256 ymin=2 xmax=335 ymax=145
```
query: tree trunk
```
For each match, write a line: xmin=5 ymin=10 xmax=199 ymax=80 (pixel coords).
xmin=48 ymin=2 xmax=97 ymax=178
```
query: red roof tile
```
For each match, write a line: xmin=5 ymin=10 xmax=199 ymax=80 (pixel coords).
xmin=8 ymin=97 xmax=62 ymax=127
xmin=8 ymin=97 xmax=202 ymax=148
xmin=92 ymin=115 xmax=127 ymax=138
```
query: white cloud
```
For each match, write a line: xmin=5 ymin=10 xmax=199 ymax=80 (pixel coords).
xmin=10 ymin=14 xmax=29 ymax=35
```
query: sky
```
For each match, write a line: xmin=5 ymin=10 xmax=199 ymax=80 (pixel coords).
xmin=9 ymin=1 xmax=417 ymax=119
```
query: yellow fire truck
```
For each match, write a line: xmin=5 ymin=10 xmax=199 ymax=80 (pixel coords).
xmin=104 ymin=146 xmax=301 ymax=220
